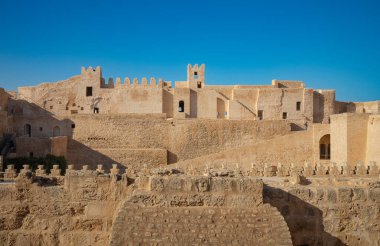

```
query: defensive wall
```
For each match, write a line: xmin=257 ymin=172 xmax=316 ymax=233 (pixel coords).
xmin=0 ymin=164 xmax=380 ymax=245
xmin=66 ymin=114 xmax=291 ymax=169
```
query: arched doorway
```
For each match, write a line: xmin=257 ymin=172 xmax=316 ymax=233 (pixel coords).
xmin=24 ymin=124 xmax=31 ymax=137
xmin=217 ymin=98 xmax=225 ymax=119
xmin=319 ymin=134 xmax=330 ymax=160
xmin=53 ymin=126 xmax=61 ymax=137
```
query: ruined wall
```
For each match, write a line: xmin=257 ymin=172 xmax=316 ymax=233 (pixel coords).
xmin=2 ymin=163 xmax=380 ymax=246
xmin=110 ymin=174 xmax=292 ymax=246
xmin=264 ymin=178 xmax=380 ymax=246
xmin=0 ymin=171 xmax=129 ymax=246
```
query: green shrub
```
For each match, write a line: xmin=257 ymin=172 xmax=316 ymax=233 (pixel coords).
xmin=3 ymin=154 xmax=67 ymax=175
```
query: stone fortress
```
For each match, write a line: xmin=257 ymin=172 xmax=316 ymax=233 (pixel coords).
xmin=0 ymin=64 xmax=379 ymax=245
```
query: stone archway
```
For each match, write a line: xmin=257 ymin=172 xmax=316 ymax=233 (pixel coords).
xmin=319 ymin=134 xmax=330 ymax=160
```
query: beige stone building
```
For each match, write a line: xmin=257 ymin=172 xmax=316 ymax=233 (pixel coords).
xmin=0 ymin=64 xmax=379 ymax=171
xmin=0 ymin=64 xmax=380 ymax=245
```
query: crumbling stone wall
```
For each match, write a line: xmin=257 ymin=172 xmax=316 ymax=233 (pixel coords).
xmin=110 ymin=174 xmax=292 ymax=246
xmin=264 ymin=178 xmax=380 ymax=246
xmin=0 ymin=171 xmax=129 ymax=246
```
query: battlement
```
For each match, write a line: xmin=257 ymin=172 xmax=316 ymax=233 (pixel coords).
xmin=2 ymin=160 xmax=378 ymax=186
xmin=101 ymin=77 xmax=168 ymax=89
xmin=81 ymin=66 xmax=102 ymax=78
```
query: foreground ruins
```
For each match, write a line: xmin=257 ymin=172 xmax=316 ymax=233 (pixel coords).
xmin=0 ymin=64 xmax=379 ymax=245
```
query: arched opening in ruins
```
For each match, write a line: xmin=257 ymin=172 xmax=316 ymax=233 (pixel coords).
xmin=24 ymin=124 xmax=31 ymax=137
xmin=178 ymin=101 xmax=184 ymax=112
xmin=319 ymin=134 xmax=330 ymax=160
xmin=217 ymin=98 xmax=225 ymax=119
xmin=53 ymin=126 xmax=61 ymax=137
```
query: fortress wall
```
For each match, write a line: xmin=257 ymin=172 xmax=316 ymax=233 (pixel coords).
xmin=278 ymin=88 xmax=305 ymax=120
xmin=227 ymin=100 xmax=256 ymax=120
xmin=66 ymin=115 xmax=170 ymax=169
xmin=331 ymin=114 xmax=348 ymax=164
xmin=15 ymin=137 xmax=52 ymax=157
xmin=272 ymin=80 xmax=305 ymax=88
xmin=111 ymin=206 xmax=291 ymax=246
xmin=51 ymin=136 xmax=68 ymax=157
xmin=347 ymin=114 xmax=369 ymax=166
xmin=331 ymin=113 xmax=370 ymax=166
xmin=196 ymin=90 xmax=225 ymax=119
xmin=264 ymin=181 xmax=380 ymax=246
xmin=66 ymin=147 xmax=167 ymax=170
xmin=334 ymin=100 xmax=348 ymax=114
xmin=366 ymin=115 xmax=380 ymax=164
xmin=313 ymin=90 xmax=336 ymax=123
xmin=256 ymin=89 xmax=284 ymax=119
xmin=107 ymin=87 xmax=163 ymax=114
xmin=69 ymin=115 xmax=170 ymax=149
xmin=255 ymin=88 xmax=306 ymax=120
xmin=347 ymin=101 xmax=380 ymax=114
xmin=65 ymin=115 xmax=291 ymax=168
xmin=162 ymin=89 xmax=174 ymax=118
xmin=210 ymin=87 xmax=234 ymax=99
xmin=173 ymin=88 xmax=190 ymax=118
xmin=0 ymin=88 xmax=8 ymax=111
xmin=0 ymin=173 xmax=128 ymax=246
xmin=231 ymin=88 xmax=259 ymax=113
xmin=174 ymin=130 xmax=313 ymax=170
xmin=0 ymin=111 xmax=7 ymax=135
xmin=169 ymin=119 xmax=291 ymax=163
xmin=303 ymin=89 xmax=314 ymax=121
xmin=110 ymin=176 xmax=292 ymax=245
xmin=11 ymin=115 xmax=73 ymax=138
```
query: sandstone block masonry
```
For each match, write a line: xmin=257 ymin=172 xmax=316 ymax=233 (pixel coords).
xmin=1 ymin=165 xmax=380 ymax=245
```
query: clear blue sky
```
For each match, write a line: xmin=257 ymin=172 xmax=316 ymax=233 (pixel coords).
xmin=0 ymin=0 xmax=379 ymax=102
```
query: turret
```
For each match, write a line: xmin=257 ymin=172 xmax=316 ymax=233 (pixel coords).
xmin=187 ymin=64 xmax=205 ymax=89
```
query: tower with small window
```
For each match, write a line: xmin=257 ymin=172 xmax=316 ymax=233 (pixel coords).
xmin=187 ymin=64 xmax=205 ymax=89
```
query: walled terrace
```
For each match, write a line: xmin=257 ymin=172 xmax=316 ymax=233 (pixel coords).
xmin=0 ymin=163 xmax=379 ymax=246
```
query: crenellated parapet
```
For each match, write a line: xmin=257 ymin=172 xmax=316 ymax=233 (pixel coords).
xmin=81 ymin=66 xmax=102 ymax=79
xmin=101 ymin=77 xmax=165 ymax=89
xmin=175 ymin=161 xmax=380 ymax=179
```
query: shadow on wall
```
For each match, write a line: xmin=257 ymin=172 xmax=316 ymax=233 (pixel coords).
xmin=167 ymin=150 xmax=178 ymax=165
xmin=66 ymin=139 xmax=120 ymax=171
xmin=263 ymin=184 xmax=346 ymax=246
xmin=313 ymin=91 xmax=325 ymax=124
xmin=8 ymin=98 xmax=120 ymax=171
